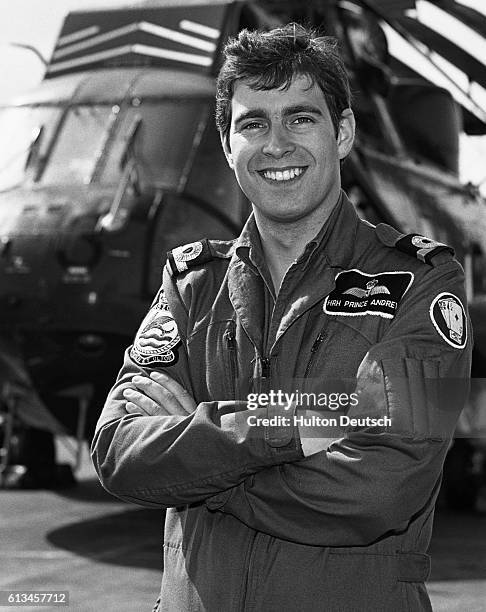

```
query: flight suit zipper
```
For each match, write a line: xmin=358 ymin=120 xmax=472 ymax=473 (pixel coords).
xmin=224 ymin=323 xmax=237 ymax=397
xmin=304 ymin=328 xmax=327 ymax=377
xmin=260 ymin=356 xmax=272 ymax=395
xmin=261 ymin=357 xmax=271 ymax=378
xmin=253 ymin=355 xmax=271 ymax=394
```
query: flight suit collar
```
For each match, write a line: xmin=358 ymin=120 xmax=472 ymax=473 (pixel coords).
xmin=228 ymin=191 xmax=362 ymax=353
xmin=304 ymin=190 xmax=360 ymax=269
xmin=234 ymin=191 xmax=359 ymax=272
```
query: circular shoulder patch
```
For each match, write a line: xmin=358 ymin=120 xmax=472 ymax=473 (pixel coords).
xmin=171 ymin=241 xmax=203 ymax=273
xmin=429 ymin=292 xmax=467 ymax=349
xmin=411 ymin=235 xmax=445 ymax=250
xmin=130 ymin=290 xmax=180 ymax=366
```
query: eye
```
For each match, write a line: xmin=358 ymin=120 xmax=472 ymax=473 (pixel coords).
xmin=292 ymin=116 xmax=314 ymax=125
xmin=241 ymin=121 xmax=265 ymax=131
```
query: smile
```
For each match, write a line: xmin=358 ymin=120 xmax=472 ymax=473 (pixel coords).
xmin=259 ymin=167 xmax=307 ymax=182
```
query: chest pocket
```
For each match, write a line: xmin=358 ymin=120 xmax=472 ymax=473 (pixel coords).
xmin=304 ymin=316 xmax=387 ymax=380
xmin=187 ymin=319 xmax=242 ymax=402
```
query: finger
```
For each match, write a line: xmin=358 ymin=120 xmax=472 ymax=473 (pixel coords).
xmin=130 ymin=377 xmax=189 ymax=416
xmin=150 ymin=371 xmax=197 ymax=414
xmin=125 ymin=400 xmax=171 ymax=416
xmin=123 ymin=388 xmax=171 ymax=417
xmin=125 ymin=401 xmax=144 ymax=414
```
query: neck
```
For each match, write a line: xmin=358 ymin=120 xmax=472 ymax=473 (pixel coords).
xmin=253 ymin=193 xmax=340 ymax=293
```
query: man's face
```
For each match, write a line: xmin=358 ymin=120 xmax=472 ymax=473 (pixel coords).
xmin=222 ymin=74 xmax=355 ymax=224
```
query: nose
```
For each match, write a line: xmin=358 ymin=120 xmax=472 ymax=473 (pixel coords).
xmin=261 ymin=124 xmax=295 ymax=158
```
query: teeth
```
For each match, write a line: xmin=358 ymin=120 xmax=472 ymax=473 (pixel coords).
xmin=262 ymin=167 xmax=304 ymax=181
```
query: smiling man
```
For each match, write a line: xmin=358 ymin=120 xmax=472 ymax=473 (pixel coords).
xmin=92 ymin=25 xmax=471 ymax=611
xmin=222 ymin=73 xmax=354 ymax=290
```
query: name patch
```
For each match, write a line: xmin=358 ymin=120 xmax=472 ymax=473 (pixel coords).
xmin=323 ymin=269 xmax=414 ymax=319
xmin=130 ymin=290 xmax=180 ymax=366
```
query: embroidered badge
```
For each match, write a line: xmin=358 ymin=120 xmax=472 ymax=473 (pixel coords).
xmin=429 ymin=292 xmax=467 ymax=349
xmin=171 ymin=241 xmax=203 ymax=272
xmin=167 ymin=239 xmax=218 ymax=276
xmin=130 ymin=290 xmax=180 ymax=366
xmin=323 ymin=269 xmax=414 ymax=319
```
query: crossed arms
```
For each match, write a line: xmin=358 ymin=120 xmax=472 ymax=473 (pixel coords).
xmin=91 ymin=262 xmax=471 ymax=546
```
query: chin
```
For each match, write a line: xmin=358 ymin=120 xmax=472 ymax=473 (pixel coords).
xmin=261 ymin=207 xmax=312 ymax=224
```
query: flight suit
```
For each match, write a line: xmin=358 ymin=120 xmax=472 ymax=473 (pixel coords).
xmin=92 ymin=192 xmax=472 ymax=611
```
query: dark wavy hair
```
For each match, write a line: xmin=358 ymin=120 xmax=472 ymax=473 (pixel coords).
xmin=216 ymin=24 xmax=351 ymax=142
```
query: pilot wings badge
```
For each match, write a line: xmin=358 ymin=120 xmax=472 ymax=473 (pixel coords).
xmin=430 ymin=292 xmax=467 ymax=349
xmin=130 ymin=290 xmax=181 ymax=366
xmin=343 ymin=279 xmax=391 ymax=298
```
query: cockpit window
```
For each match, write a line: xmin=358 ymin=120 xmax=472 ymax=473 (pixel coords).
xmin=40 ymin=100 xmax=208 ymax=188
xmin=41 ymin=105 xmax=117 ymax=185
xmin=99 ymin=101 xmax=207 ymax=188
xmin=0 ymin=105 xmax=61 ymax=191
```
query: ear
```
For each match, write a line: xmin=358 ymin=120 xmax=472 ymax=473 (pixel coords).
xmin=337 ymin=108 xmax=355 ymax=160
xmin=220 ymin=131 xmax=235 ymax=169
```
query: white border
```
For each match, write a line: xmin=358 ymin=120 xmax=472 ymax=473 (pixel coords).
xmin=323 ymin=269 xmax=415 ymax=318
xmin=429 ymin=292 xmax=468 ymax=349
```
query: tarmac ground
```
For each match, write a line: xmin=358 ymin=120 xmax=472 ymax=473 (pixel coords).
xmin=1 ymin=440 xmax=485 ymax=612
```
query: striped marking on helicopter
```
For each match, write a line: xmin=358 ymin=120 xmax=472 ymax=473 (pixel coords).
xmin=53 ymin=21 xmax=217 ymax=60
xmin=58 ymin=25 xmax=101 ymax=47
xmin=47 ymin=44 xmax=212 ymax=75
xmin=179 ymin=19 xmax=220 ymax=40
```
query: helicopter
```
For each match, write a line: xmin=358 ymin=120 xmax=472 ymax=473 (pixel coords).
xmin=0 ymin=0 xmax=485 ymax=502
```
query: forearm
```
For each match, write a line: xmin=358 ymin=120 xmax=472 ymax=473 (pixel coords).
xmin=207 ymin=343 xmax=469 ymax=545
xmin=207 ymin=433 xmax=448 ymax=545
xmin=91 ymin=387 xmax=302 ymax=507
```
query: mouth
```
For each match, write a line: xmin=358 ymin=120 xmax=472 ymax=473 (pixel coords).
xmin=257 ymin=166 xmax=308 ymax=183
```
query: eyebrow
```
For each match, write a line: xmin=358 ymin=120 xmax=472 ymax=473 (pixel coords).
xmin=284 ymin=104 xmax=323 ymax=117
xmin=233 ymin=104 xmax=323 ymax=127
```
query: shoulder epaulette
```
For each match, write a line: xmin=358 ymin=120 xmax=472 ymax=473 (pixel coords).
xmin=167 ymin=239 xmax=234 ymax=276
xmin=375 ymin=224 xmax=455 ymax=266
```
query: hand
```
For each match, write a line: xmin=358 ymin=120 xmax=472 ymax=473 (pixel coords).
xmin=300 ymin=436 xmax=332 ymax=457
xmin=297 ymin=410 xmax=336 ymax=457
xmin=123 ymin=371 xmax=196 ymax=417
